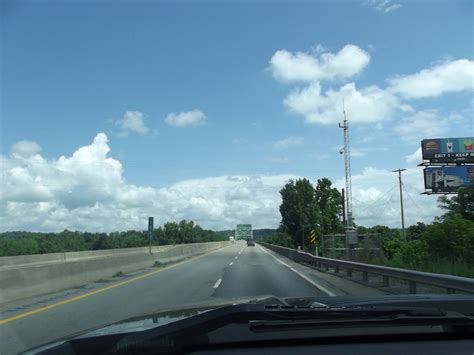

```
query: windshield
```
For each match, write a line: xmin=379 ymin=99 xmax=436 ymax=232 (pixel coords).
xmin=1 ymin=0 xmax=473 ymax=354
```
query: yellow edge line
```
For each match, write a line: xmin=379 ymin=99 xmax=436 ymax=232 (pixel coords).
xmin=0 ymin=246 xmax=226 ymax=325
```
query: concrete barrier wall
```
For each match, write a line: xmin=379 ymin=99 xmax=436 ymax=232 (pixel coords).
xmin=0 ymin=245 xmax=177 ymax=268
xmin=0 ymin=241 xmax=229 ymax=304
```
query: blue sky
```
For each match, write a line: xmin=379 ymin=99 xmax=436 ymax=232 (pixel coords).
xmin=1 ymin=0 xmax=473 ymax=231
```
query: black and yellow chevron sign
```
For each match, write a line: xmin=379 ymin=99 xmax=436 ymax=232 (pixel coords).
xmin=309 ymin=229 xmax=317 ymax=244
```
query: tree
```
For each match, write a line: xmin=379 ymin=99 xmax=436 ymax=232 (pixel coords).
xmin=314 ymin=178 xmax=343 ymax=235
xmin=406 ymin=222 xmax=426 ymax=239
xmin=421 ymin=214 xmax=474 ymax=262
xmin=279 ymin=178 xmax=319 ymax=249
xmin=438 ymin=184 xmax=474 ymax=221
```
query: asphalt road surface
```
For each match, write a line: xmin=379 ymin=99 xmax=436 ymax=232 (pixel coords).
xmin=1 ymin=241 xmax=334 ymax=354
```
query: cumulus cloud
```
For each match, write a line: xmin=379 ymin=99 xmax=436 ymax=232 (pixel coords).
xmin=0 ymin=134 xmax=446 ymax=232
xmin=395 ymin=110 xmax=448 ymax=141
xmin=0 ymin=133 xmax=300 ymax=231
xmin=165 ymin=110 xmax=207 ymax=127
xmin=336 ymin=167 xmax=441 ymax=227
xmin=269 ymin=44 xmax=370 ymax=83
xmin=273 ymin=136 xmax=304 ymax=149
xmin=116 ymin=111 xmax=150 ymax=136
xmin=406 ymin=147 xmax=422 ymax=165
xmin=388 ymin=59 xmax=474 ymax=99
xmin=269 ymin=42 xmax=472 ymax=130
xmin=365 ymin=0 xmax=402 ymax=13
xmin=284 ymin=82 xmax=407 ymax=124
xmin=11 ymin=140 xmax=42 ymax=158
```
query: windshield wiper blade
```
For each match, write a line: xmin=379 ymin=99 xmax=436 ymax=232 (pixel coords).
xmin=249 ymin=311 xmax=473 ymax=332
xmin=103 ymin=304 xmax=472 ymax=354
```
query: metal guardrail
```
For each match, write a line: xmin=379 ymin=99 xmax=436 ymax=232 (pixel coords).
xmin=257 ymin=242 xmax=474 ymax=294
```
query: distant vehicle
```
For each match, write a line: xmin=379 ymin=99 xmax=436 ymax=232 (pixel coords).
xmin=247 ymin=239 xmax=255 ymax=247
xmin=229 ymin=236 xmax=235 ymax=243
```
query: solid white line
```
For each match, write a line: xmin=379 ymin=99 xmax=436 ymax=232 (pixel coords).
xmin=235 ymin=256 xmax=238 ymax=259
xmin=213 ymin=278 xmax=222 ymax=289
xmin=229 ymin=262 xmax=233 ymax=266
xmin=257 ymin=245 xmax=336 ymax=296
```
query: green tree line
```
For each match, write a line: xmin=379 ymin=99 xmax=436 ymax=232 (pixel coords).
xmin=263 ymin=178 xmax=474 ymax=277
xmin=0 ymin=220 xmax=226 ymax=257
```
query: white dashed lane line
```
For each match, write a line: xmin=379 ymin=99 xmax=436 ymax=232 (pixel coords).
xmin=229 ymin=262 xmax=233 ymax=266
xmin=213 ymin=278 xmax=222 ymax=289
xmin=235 ymin=256 xmax=238 ymax=260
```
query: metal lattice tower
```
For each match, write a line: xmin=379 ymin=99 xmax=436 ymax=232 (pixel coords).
xmin=338 ymin=104 xmax=353 ymax=229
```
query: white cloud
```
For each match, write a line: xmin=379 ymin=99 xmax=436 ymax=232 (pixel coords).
xmin=388 ymin=59 xmax=474 ymax=99
xmin=273 ymin=136 xmax=304 ymax=149
xmin=384 ymin=4 xmax=401 ymax=12
xmin=116 ymin=111 xmax=150 ymax=136
xmin=265 ymin=156 xmax=289 ymax=164
xmin=350 ymin=148 xmax=367 ymax=157
xmin=406 ymin=147 xmax=422 ymax=166
xmin=313 ymin=44 xmax=327 ymax=54
xmin=0 ymin=134 xmax=447 ymax=232
xmin=165 ymin=109 xmax=207 ymax=127
xmin=11 ymin=140 xmax=42 ymax=158
xmin=395 ymin=110 xmax=448 ymax=141
xmin=284 ymin=82 xmax=407 ymax=124
xmin=365 ymin=0 xmax=402 ymax=13
xmin=0 ymin=133 xmax=301 ymax=231
xmin=269 ymin=44 xmax=370 ymax=83
xmin=336 ymin=167 xmax=441 ymax=227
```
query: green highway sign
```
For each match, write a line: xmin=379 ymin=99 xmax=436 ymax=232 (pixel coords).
xmin=235 ymin=224 xmax=253 ymax=240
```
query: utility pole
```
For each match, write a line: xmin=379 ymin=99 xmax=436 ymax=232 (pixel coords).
xmin=392 ymin=169 xmax=406 ymax=241
xmin=341 ymin=188 xmax=346 ymax=227
xmin=338 ymin=103 xmax=353 ymax=230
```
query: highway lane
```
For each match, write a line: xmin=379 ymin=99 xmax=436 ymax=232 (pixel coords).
xmin=214 ymin=244 xmax=328 ymax=298
xmin=1 ymin=241 xmax=329 ymax=354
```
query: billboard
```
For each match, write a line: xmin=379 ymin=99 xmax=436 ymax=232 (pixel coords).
xmin=421 ymin=137 xmax=474 ymax=163
xmin=424 ymin=166 xmax=474 ymax=193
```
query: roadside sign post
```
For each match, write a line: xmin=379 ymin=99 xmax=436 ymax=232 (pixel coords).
xmin=309 ymin=229 xmax=317 ymax=256
xmin=148 ymin=217 xmax=154 ymax=254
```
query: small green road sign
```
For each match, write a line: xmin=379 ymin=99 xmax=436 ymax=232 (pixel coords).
xmin=148 ymin=217 xmax=154 ymax=254
xmin=148 ymin=217 xmax=154 ymax=233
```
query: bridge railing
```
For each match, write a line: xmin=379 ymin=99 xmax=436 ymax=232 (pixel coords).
xmin=257 ymin=242 xmax=474 ymax=294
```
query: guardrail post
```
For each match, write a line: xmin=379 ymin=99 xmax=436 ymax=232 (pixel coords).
xmin=446 ymin=288 xmax=455 ymax=294
xmin=362 ymin=271 xmax=368 ymax=282
xmin=409 ymin=281 xmax=417 ymax=294
xmin=325 ymin=264 xmax=329 ymax=271
xmin=347 ymin=268 xmax=352 ymax=277
xmin=383 ymin=276 xmax=389 ymax=287
xmin=335 ymin=266 xmax=339 ymax=273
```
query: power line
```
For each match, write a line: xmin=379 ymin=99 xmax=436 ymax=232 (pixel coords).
xmin=401 ymin=182 xmax=424 ymax=215
xmin=352 ymin=185 xmax=398 ymax=210
xmin=353 ymin=185 xmax=398 ymax=220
